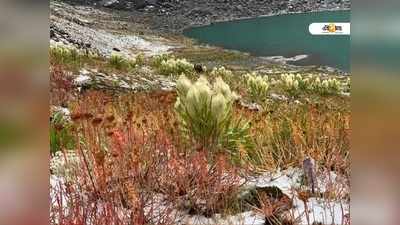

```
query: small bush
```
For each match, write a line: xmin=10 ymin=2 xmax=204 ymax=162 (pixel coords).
xmin=280 ymin=73 xmax=299 ymax=97
xmin=50 ymin=111 xmax=75 ymax=154
xmin=312 ymin=77 xmax=342 ymax=95
xmin=210 ymin=66 xmax=234 ymax=81
xmin=108 ymin=53 xmax=136 ymax=70
xmin=155 ymin=56 xmax=194 ymax=76
xmin=50 ymin=45 xmax=82 ymax=67
xmin=50 ymin=66 xmax=74 ymax=106
xmin=175 ymin=75 xmax=254 ymax=161
xmin=152 ymin=54 xmax=171 ymax=67
xmin=279 ymin=73 xmax=311 ymax=97
xmin=342 ymin=77 xmax=351 ymax=93
xmin=279 ymin=73 xmax=347 ymax=97
xmin=135 ymin=53 xmax=145 ymax=66
xmin=245 ymin=72 xmax=270 ymax=102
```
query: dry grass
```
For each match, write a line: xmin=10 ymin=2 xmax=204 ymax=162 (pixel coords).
xmin=50 ymin=65 xmax=75 ymax=106
xmin=51 ymin=91 xmax=250 ymax=224
xmin=239 ymin=98 xmax=350 ymax=173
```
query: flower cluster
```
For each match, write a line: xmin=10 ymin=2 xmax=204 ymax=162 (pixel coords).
xmin=342 ymin=77 xmax=351 ymax=93
xmin=50 ymin=43 xmax=81 ymax=64
xmin=279 ymin=73 xmax=348 ymax=96
xmin=157 ymin=57 xmax=194 ymax=76
xmin=279 ymin=73 xmax=311 ymax=96
xmin=175 ymin=75 xmax=253 ymax=158
xmin=109 ymin=52 xmax=136 ymax=70
xmin=175 ymin=75 xmax=237 ymax=124
xmin=152 ymin=54 xmax=171 ymax=66
xmin=210 ymin=66 xmax=234 ymax=81
xmin=245 ymin=72 xmax=270 ymax=102
xmin=312 ymin=77 xmax=342 ymax=95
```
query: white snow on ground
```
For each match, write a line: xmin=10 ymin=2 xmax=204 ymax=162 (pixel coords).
xmin=180 ymin=197 xmax=348 ymax=225
xmin=292 ymin=197 xmax=349 ymax=225
xmin=180 ymin=211 xmax=265 ymax=225
xmin=246 ymin=167 xmax=348 ymax=197
xmin=245 ymin=167 xmax=303 ymax=196
xmin=50 ymin=163 xmax=349 ymax=225
xmin=74 ymin=74 xmax=91 ymax=86
xmin=172 ymin=168 xmax=349 ymax=225
xmin=50 ymin=175 xmax=68 ymax=212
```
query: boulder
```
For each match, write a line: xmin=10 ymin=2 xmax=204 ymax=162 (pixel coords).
xmin=239 ymin=186 xmax=287 ymax=208
xmin=134 ymin=0 xmax=148 ymax=9
xmin=100 ymin=0 xmax=119 ymax=7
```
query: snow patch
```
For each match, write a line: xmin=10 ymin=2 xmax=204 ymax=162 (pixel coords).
xmin=74 ymin=72 xmax=91 ymax=86
xmin=293 ymin=197 xmax=349 ymax=225
xmin=181 ymin=211 xmax=264 ymax=225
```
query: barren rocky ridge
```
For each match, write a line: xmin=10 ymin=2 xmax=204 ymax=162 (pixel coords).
xmin=60 ymin=0 xmax=350 ymax=32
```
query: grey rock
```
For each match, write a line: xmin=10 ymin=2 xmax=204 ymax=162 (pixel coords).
xmin=74 ymin=68 xmax=176 ymax=93
xmin=270 ymin=93 xmax=288 ymax=101
xmin=100 ymin=0 xmax=119 ymax=7
xmin=57 ymin=0 xmax=349 ymax=33
xmin=240 ymin=101 xmax=263 ymax=112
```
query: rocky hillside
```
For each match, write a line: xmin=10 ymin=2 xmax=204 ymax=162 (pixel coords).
xmin=63 ymin=0 xmax=350 ymax=32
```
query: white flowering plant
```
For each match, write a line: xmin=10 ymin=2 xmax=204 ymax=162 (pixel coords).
xmin=155 ymin=56 xmax=194 ymax=76
xmin=152 ymin=54 xmax=171 ymax=67
xmin=135 ymin=53 xmax=145 ymax=66
xmin=210 ymin=66 xmax=234 ymax=81
xmin=279 ymin=73 xmax=347 ymax=96
xmin=108 ymin=52 xmax=139 ymax=70
xmin=245 ymin=72 xmax=270 ymax=102
xmin=342 ymin=77 xmax=351 ymax=93
xmin=279 ymin=73 xmax=312 ymax=97
xmin=109 ymin=53 xmax=128 ymax=69
xmin=175 ymin=75 xmax=254 ymax=161
xmin=50 ymin=44 xmax=82 ymax=66
xmin=311 ymin=77 xmax=342 ymax=95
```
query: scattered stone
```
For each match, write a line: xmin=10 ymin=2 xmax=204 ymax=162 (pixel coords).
xmin=294 ymin=100 xmax=302 ymax=105
xmin=100 ymin=0 xmax=119 ymax=7
xmin=239 ymin=101 xmax=263 ymax=112
xmin=53 ymin=0 xmax=350 ymax=33
xmin=341 ymin=92 xmax=350 ymax=97
xmin=239 ymin=186 xmax=289 ymax=208
xmin=50 ymin=106 xmax=71 ymax=121
xmin=73 ymin=69 xmax=176 ymax=93
xmin=270 ymin=93 xmax=288 ymax=101
xmin=74 ymin=73 xmax=91 ymax=86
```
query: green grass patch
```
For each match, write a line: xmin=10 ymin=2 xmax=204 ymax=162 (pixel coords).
xmin=50 ymin=112 xmax=75 ymax=155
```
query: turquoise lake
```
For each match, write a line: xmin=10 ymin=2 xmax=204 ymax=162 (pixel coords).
xmin=184 ymin=10 xmax=350 ymax=71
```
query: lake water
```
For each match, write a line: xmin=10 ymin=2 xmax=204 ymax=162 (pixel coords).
xmin=184 ymin=10 xmax=350 ymax=71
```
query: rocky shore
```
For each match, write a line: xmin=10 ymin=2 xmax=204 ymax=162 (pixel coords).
xmin=50 ymin=0 xmax=350 ymax=74
xmin=62 ymin=0 xmax=350 ymax=33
